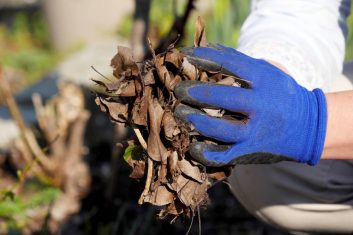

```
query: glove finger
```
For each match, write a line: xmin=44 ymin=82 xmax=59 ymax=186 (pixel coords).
xmin=181 ymin=46 xmax=236 ymax=76
xmin=183 ymin=46 xmax=265 ymax=84
xmin=188 ymin=142 xmax=233 ymax=167
xmin=175 ymin=80 xmax=254 ymax=113
xmin=190 ymin=142 xmax=286 ymax=167
xmin=174 ymin=104 xmax=249 ymax=143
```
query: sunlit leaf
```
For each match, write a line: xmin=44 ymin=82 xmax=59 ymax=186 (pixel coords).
xmin=123 ymin=145 xmax=144 ymax=162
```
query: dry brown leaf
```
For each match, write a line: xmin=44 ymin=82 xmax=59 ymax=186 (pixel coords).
xmin=168 ymin=151 xmax=179 ymax=176
xmin=178 ymin=179 xmax=207 ymax=207
xmin=92 ymin=78 xmax=136 ymax=96
xmin=209 ymin=72 xmax=223 ymax=82
xmin=158 ymin=201 xmax=184 ymax=219
xmin=168 ymin=174 xmax=189 ymax=193
xmin=155 ymin=56 xmax=175 ymax=91
xmin=194 ymin=16 xmax=208 ymax=47
xmin=182 ymin=58 xmax=198 ymax=80
xmin=165 ymin=49 xmax=183 ymax=68
xmin=199 ymin=71 xmax=209 ymax=82
xmin=144 ymin=185 xmax=174 ymax=206
xmin=158 ymin=163 xmax=168 ymax=182
xmin=143 ymin=69 xmax=155 ymax=86
xmin=170 ymin=74 xmax=182 ymax=90
xmin=202 ymin=108 xmax=225 ymax=118
xmin=115 ymin=81 xmax=136 ymax=96
xmin=128 ymin=159 xmax=146 ymax=179
xmin=94 ymin=16 xmax=232 ymax=220
xmin=94 ymin=97 xmax=128 ymax=123
xmin=177 ymin=158 xmax=203 ymax=183
xmin=207 ymin=171 xmax=227 ymax=181
xmin=147 ymin=98 xmax=168 ymax=162
xmin=132 ymin=86 xmax=151 ymax=126
xmin=162 ymin=109 xmax=180 ymax=140
xmin=111 ymin=46 xmax=139 ymax=78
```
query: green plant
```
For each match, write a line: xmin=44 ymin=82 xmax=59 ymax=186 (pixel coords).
xmin=345 ymin=3 xmax=353 ymax=61
xmin=0 ymin=11 xmax=59 ymax=84
xmin=0 ymin=184 xmax=59 ymax=231
xmin=185 ymin=0 xmax=249 ymax=47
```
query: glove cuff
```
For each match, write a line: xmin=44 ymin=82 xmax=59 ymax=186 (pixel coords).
xmin=307 ymin=88 xmax=327 ymax=165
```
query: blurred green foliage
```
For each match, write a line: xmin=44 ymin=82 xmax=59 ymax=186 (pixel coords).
xmin=184 ymin=0 xmax=249 ymax=48
xmin=0 ymin=184 xmax=59 ymax=231
xmin=118 ymin=0 xmax=177 ymax=42
xmin=119 ymin=0 xmax=353 ymax=61
xmin=346 ymin=5 xmax=353 ymax=61
xmin=0 ymin=11 xmax=59 ymax=84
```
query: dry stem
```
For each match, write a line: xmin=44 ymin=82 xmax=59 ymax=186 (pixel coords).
xmin=131 ymin=124 xmax=153 ymax=204
xmin=132 ymin=124 xmax=147 ymax=150
xmin=138 ymin=157 xmax=153 ymax=204
xmin=0 ymin=69 xmax=52 ymax=171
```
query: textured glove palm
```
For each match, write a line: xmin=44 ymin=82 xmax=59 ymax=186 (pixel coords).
xmin=174 ymin=45 xmax=327 ymax=167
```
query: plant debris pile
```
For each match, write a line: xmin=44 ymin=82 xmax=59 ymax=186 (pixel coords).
xmin=94 ymin=17 xmax=243 ymax=221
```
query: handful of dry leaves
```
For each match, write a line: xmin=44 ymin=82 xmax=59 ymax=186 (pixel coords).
xmin=93 ymin=18 xmax=243 ymax=221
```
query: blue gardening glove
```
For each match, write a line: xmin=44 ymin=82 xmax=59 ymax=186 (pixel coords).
xmin=174 ymin=45 xmax=327 ymax=167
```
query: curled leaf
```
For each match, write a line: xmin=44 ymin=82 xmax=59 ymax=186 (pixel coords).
xmin=94 ymin=97 xmax=128 ymax=123
xmin=147 ymin=98 xmax=168 ymax=162
xmin=182 ymin=58 xmax=198 ymax=80
xmin=165 ymin=49 xmax=183 ymax=68
xmin=144 ymin=185 xmax=174 ymax=206
xmin=177 ymin=158 xmax=203 ymax=183
xmin=129 ymin=160 xmax=146 ymax=179
xmin=143 ymin=69 xmax=155 ymax=86
xmin=162 ymin=109 xmax=180 ymax=140
xmin=194 ymin=16 xmax=208 ymax=47
xmin=111 ymin=46 xmax=139 ymax=78
xmin=132 ymin=86 xmax=151 ymax=126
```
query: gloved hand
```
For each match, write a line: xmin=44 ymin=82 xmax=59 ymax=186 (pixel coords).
xmin=174 ymin=45 xmax=327 ymax=167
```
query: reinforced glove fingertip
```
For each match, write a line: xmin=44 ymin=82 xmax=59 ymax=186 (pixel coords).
xmin=174 ymin=104 xmax=204 ymax=123
xmin=189 ymin=142 xmax=231 ymax=167
xmin=174 ymin=80 xmax=210 ymax=108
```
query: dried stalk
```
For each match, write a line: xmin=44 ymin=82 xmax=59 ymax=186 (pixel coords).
xmin=138 ymin=157 xmax=153 ymax=204
xmin=133 ymin=124 xmax=153 ymax=204
xmin=66 ymin=111 xmax=90 ymax=159
xmin=132 ymin=124 xmax=148 ymax=150
xmin=0 ymin=69 xmax=53 ymax=171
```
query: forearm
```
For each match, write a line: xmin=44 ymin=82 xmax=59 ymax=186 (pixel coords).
xmin=322 ymin=91 xmax=353 ymax=159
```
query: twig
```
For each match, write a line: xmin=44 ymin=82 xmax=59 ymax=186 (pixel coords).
xmin=147 ymin=38 xmax=156 ymax=61
xmin=186 ymin=209 xmax=194 ymax=235
xmin=91 ymin=65 xmax=112 ymax=82
xmin=197 ymin=205 xmax=201 ymax=235
xmin=138 ymin=157 xmax=153 ymax=204
xmin=0 ymin=68 xmax=52 ymax=170
xmin=24 ymin=130 xmax=54 ymax=171
xmin=0 ymin=69 xmax=30 ymax=149
xmin=111 ymin=202 xmax=128 ymax=235
xmin=67 ymin=111 xmax=90 ymax=160
xmin=134 ymin=114 xmax=152 ymax=204
xmin=32 ymin=93 xmax=62 ymax=153
xmin=132 ymin=124 xmax=147 ymax=150
xmin=147 ymin=0 xmax=196 ymax=58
